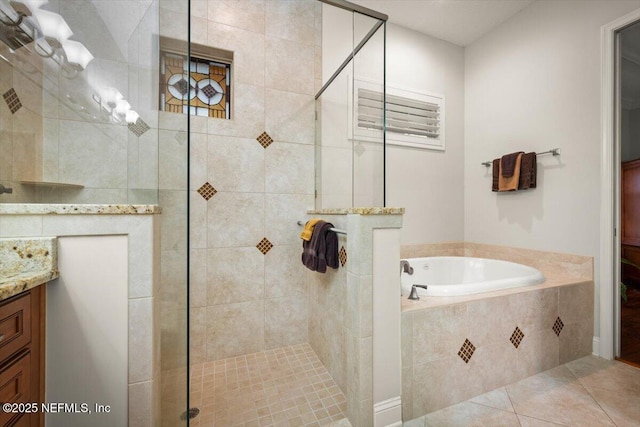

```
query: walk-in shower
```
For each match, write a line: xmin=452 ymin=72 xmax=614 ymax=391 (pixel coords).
xmin=0 ymin=0 xmax=387 ymax=425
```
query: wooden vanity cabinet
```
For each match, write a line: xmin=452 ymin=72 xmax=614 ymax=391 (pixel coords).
xmin=0 ymin=287 xmax=45 ymax=427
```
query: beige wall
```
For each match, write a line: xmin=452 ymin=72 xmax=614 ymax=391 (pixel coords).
xmin=464 ymin=0 xmax=640 ymax=340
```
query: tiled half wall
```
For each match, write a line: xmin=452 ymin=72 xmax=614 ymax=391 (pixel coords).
xmin=400 ymin=242 xmax=594 ymax=421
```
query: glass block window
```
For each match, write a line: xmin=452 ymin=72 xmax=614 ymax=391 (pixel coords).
xmin=160 ymin=52 xmax=230 ymax=119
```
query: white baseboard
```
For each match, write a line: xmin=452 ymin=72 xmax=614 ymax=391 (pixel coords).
xmin=592 ymin=336 xmax=600 ymax=357
xmin=374 ymin=397 xmax=402 ymax=427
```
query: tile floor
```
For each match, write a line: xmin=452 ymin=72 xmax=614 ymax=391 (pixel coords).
xmin=405 ymin=355 xmax=640 ymax=426
xmin=188 ymin=343 xmax=347 ymax=427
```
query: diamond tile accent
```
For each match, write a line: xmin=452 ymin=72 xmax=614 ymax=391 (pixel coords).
xmin=174 ymin=78 xmax=189 ymax=95
xmin=3 ymin=88 xmax=22 ymax=114
xmin=552 ymin=316 xmax=564 ymax=336
xmin=197 ymin=182 xmax=217 ymax=200
xmin=256 ymin=237 xmax=273 ymax=255
xmin=510 ymin=326 xmax=525 ymax=349
xmin=256 ymin=131 xmax=273 ymax=149
xmin=457 ymin=338 xmax=476 ymax=364
xmin=338 ymin=246 xmax=347 ymax=267
xmin=201 ymin=83 xmax=218 ymax=98
xmin=128 ymin=118 xmax=150 ymax=137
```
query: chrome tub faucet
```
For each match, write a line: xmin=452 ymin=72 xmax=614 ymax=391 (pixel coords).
xmin=400 ymin=259 xmax=414 ymax=275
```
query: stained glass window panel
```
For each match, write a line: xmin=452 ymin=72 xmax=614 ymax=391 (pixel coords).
xmin=160 ymin=52 xmax=230 ymax=119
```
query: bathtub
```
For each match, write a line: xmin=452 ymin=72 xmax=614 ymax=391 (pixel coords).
xmin=401 ymin=256 xmax=545 ymax=297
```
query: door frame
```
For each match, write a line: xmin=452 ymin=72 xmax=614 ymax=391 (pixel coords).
xmin=600 ymin=8 xmax=640 ymax=360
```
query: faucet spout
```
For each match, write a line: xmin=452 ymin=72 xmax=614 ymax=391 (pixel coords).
xmin=400 ymin=260 xmax=414 ymax=275
xmin=0 ymin=184 xmax=13 ymax=194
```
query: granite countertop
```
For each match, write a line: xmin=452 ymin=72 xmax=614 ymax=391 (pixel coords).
xmin=307 ymin=207 xmax=405 ymax=215
xmin=0 ymin=237 xmax=58 ymax=302
xmin=0 ymin=204 xmax=161 ymax=215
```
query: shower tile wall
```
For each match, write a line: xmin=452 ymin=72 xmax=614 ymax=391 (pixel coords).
xmin=157 ymin=0 xmax=322 ymax=370
xmin=0 ymin=56 xmax=42 ymax=202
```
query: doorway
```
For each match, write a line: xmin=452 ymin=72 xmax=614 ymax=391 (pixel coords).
xmin=618 ymin=20 xmax=640 ymax=366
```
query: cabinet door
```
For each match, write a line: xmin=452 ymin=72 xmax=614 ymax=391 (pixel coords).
xmin=0 ymin=295 xmax=31 ymax=365
xmin=0 ymin=352 xmax=31 ymax=427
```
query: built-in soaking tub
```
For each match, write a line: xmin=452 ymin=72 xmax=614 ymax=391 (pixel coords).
xmin=400 ymin=256 xmax=545 ymax=297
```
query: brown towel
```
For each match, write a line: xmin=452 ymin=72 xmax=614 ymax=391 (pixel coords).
xmin=501 ymin=151 xmax=524 ymax=177
xmin=498 ymin=153 xmax=523 ymax=191
xmin=491 ymin=159 xmax=500 ymax=192
xmin=518 ymin=152 xmax=537 ymax=190
xmin=301 ymin=221 xmax=339 ymax=273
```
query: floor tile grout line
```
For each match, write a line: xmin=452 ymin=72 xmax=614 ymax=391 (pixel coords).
xmin=579 ymin=384 xmax=620 ymax=427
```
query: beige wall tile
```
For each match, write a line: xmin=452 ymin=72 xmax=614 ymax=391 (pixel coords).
xmin=402 ymin=366 xmax=414 ymax=422
xmin=159 ymin=190 xmax=188 ymax=252
xmin=206 ymin=192 xmax=264 ymax=247
xmin=265 ymin=37 xmax=315 ymax=95
xmin=265 ymin=142 xmax=315 ymax=194
xmin=265 ymin=244 xmax=307 ymax=299
xmin=189 ymin=307 xmax=207 ymax=365
xmin=207 ymin=247 xmax=265 ymax=305
xmin=559 ymin=321 xmax=593 ymax=365
xmin=265 ymin=0 xmax=316 ymax=46
xmin=412 ymin=304 xmax=467 ymax=364
xmin=159 ymin=129 xmax=188 ymax=191
xmin=207 ymin=0 xmax=265 ymax=34
xmin=559 ymin=282 xmax=594 ymax=325
xmin=189 ymin=249 xmax=207 ymax=307
xmin=265 ymin=296 xmax=308 ymax=349
xmin=189 ymin=191 xmax=207 ymax=249
xmin=516 ymin=328 xmax=559 ymax=379
xmin=189 ymin=133 xmax=208 ymax=192
xmin=467 ymin=296 xmax=518 ymax=347
xmin=207 ymin=135 xmax=265 ymax=192
xmin=412 ymin=356 xmax=481 ymax=415
xmin=206 ymin=300 xmax=265 ymax=360
xmin=264 ymin=193 xmax=314 ymax=246
xmin=265 ymin=89 xmax=315 ymax=145
xmin=130 ymin=298 xmax=154 ymax=383
xmin=206 ymin=21 xmax=265 ymax=87
xmin=208 ymin=83 xmax=265 ymax=139
xmin=129 ymin=381 xmax=153 ymax=427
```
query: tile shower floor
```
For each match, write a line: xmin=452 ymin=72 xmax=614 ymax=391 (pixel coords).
xmin=408 ymin=355 xmax=640 ymax=426
xmin=189 ymin=343 xmax=348 ymax=427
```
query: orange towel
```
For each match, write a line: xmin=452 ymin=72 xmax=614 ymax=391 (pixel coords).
xmin=300 ymin=219 xmax=321 ymax=241
xmin=498 ymin=153 xmax=523 ymax=191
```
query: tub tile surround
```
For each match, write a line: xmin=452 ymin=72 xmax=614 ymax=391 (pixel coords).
xmin=400 ymin=242 xmax=594 ymax=420
xmin=0 ymin=208 xmax=162 ymax=426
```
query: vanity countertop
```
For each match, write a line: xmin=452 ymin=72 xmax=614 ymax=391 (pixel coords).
xmin=0 ymin=237 xmax=58 ymax=302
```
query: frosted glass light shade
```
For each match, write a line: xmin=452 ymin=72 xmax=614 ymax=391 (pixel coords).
xmin=114 ymin=99 xmax=131 ymax=115
xmin=61 ymin=39 xmax=94 ymax=69
xmin=125 ymin=110 xmax=139 ymax=124
xmin=12 ymin=0 xmax=49 ymax=13
xmin=32 ymin=9 xmax=72 ymax=41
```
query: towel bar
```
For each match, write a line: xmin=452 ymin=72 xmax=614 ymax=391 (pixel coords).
xmin=481 ymin=148 xmax=561 ymax=167
xmin=297 ymin=220 xmax=347 ymax=235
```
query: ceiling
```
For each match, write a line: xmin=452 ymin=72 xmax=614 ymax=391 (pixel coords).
xmin=351 ymin=0 xmax=536 ymax=46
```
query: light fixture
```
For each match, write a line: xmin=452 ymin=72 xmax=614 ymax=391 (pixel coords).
xmin=32 ymin=8 xmax=71 ymax=44
xmin=61 ymin=39 xmax=93 ymax=69
xmin=10 ymin=0 xmax=48 ymax=14
xmin=125 ymin=110 xmax=139 ymax=124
